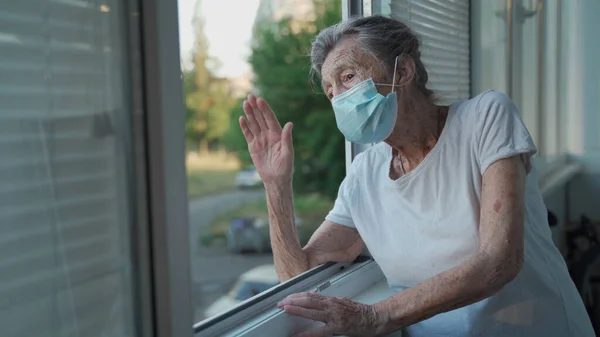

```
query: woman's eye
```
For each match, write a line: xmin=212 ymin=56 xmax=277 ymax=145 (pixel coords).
xmin=342 ymin=74 xmax=355 ymax=82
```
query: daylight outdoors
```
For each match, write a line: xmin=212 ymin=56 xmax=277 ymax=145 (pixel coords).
xmin=179 ymin=0 xmax=345 ymax=321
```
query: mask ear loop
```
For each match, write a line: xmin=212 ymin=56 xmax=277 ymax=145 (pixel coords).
xmin=391 ymin=55 xmax=399 ymax=93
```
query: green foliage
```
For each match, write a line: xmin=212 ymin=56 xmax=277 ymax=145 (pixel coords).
xmin=238 ymin=0 xmax=344 ymax=199
xmin=220 ymin=0 xmax=345 ymax=199
xmin=184 ymin=7 xmax=237 ymax=151
xmin=187 ymin=169 xmax=237 ymax=199
xmin=221 ymin=99 xmax=253 ymax=165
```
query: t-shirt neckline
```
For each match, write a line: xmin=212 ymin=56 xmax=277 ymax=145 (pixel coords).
xmin=388 ymin=101 xmax=459 ymax=187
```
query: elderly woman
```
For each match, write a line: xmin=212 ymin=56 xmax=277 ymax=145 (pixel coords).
xmin=239 ymin=16 xmax=594 ymax=337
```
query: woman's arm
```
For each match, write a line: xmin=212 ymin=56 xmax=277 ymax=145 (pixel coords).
xmin=266 ymin=181 xmax=364 ymax=282
xmin=370 ymin=155 xmax=526 ymax=334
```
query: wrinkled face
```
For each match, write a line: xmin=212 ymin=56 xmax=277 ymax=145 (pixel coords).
xmin=320 ymin=38 xmax=391 ymax=101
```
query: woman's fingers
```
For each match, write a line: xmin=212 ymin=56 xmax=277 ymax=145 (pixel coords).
xmin=242 ymin=99 xmax=261 ymax=136
xmin=239 ymin=116 xmax=254 ymax=143
xmin=278 ymin=292 xmax=323 ymax=310
xmin=282 ymin=305 xmax=327 ymax=322
xmin=247 ymin=95 xmax=269 ymax=132
xmin=257 ymin=97 xmax=282 ymax=131
xmin=281 ymin=122 xmax=294 ymax=153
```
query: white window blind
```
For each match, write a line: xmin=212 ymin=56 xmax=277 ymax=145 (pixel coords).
xmin=388 ymin=0 xmax=470 ymax=104
xmin=0 ymin=1 xmax=136 ymax=336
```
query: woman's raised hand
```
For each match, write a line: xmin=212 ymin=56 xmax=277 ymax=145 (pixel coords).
xmin=240 ymin=94 xmax=294 ymax=185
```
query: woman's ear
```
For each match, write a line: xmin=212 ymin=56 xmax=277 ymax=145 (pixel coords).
xmin=396 ymin=57 xmax=416 ymax=87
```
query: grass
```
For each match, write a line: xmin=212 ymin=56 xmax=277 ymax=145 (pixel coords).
xmin=187 ymin=169 xmax=238 ymax=199
xmin=186 ymin=151 xmax=240 ymax=199
xmin=201 ymin=193 xmax=334 ymax=248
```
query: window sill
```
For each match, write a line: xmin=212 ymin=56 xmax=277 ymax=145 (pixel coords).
xmin=194 ymin=257 xmax=384 ymax=337
xmin=194 ymin=258 xmax=407 ymax=337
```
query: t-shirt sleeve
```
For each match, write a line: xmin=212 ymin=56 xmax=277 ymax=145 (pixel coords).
xmin=476 ymin=91 xmax=537 ymax=175
xmin=324 ymin=154 xmax=362 ymax=228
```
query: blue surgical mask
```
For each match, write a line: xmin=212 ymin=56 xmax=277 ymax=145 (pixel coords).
xmin=331 ymin=56 xmax=400 ymax=144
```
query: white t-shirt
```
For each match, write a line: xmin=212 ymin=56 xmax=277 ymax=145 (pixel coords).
xmin=326 ymin=91 xmax=594 ymax=336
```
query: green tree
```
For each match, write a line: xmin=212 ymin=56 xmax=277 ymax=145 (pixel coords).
xmin=224 ymin=0 xmax=344 ymax=199
xmin=184 ymin=1 xmax=237 ymax=152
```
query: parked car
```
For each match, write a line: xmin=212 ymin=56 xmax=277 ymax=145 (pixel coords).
xmin=227 ymin=217 xmax=304 ymax=254
xmin=203 ymin=264 xmax=279 ymax=318
xmin=235 ymin=165 xmax=262 ymax=188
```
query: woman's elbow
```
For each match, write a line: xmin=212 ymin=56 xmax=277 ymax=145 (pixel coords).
xmin=483 ymin=249 xmax=524 ymax=294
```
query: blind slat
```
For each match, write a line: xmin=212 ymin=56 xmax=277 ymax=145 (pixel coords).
xmin=388 ymin=0 xmax=470 ymax=102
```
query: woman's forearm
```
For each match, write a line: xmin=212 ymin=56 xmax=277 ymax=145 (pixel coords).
xmin=264 ymin=181 xmax=308 ymax=281
xmin=372 ymin=250 xmax=521 ymax=335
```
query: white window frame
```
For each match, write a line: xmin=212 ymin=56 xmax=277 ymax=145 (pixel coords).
xmin=193 ymin=257 xmax=388 ymax=337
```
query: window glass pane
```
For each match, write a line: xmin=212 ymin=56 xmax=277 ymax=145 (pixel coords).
xmin=179 ymin=0 xmax=344 ymax=323
xmin=472 ymin=0 xmax=565 ymax=157
xmin=231 ymin=281 xmax=279 ymax=301
xmin=470 ymin=0 xmax=509 ymax=95
xmin=0 ymin=1 xmax=140 ymax=336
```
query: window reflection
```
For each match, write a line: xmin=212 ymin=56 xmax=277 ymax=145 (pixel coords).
xmin=0 ymin=0 xmax=139 ymax=335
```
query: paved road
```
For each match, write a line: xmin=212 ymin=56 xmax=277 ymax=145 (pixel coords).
xmin=188 ymin=189 xmax=273 ymax=321
xmin=188 ymin=188 xmax=266 ymax=255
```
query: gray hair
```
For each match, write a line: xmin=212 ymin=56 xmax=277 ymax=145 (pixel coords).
xmin=310 ymin=15 xmax=433 ymax=99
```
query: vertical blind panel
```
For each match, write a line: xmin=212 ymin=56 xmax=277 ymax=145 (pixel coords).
xmin=0 ymin=0 xmax=133 ymax=336
xmin=389 ymin=0 xmax=470 ymax=104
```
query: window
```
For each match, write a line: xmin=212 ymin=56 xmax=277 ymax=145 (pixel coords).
xmin=0 ymin=0 xmax=144 ymax=335
xmin=180 ymin=0 xmax=345 ymax=324
xmin=469 ymin=0 xmax=510 ymax=96
xmin=472 ymin=0 xmax=565 ymax=162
